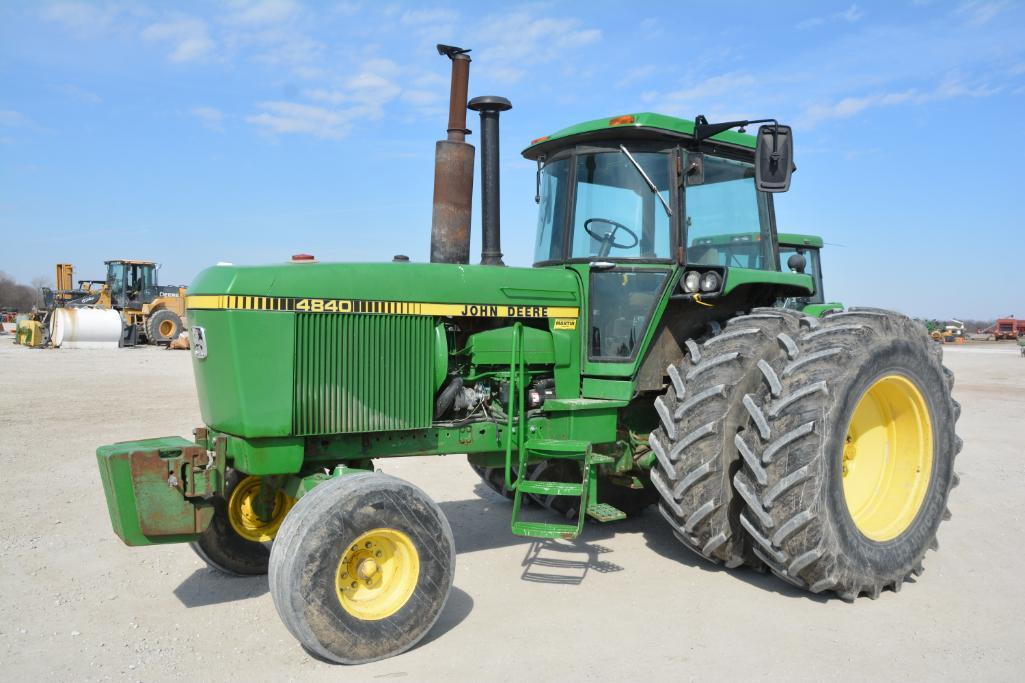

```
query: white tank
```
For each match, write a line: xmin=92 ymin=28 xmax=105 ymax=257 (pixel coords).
xmin=50 ymin=308 xmax=123 ymax=348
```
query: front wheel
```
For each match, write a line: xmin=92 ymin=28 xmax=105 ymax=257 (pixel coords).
xmin=269 ymin=473 xmax=455 ymax=664
xmin=190 ymin=470 xmax=294 ymax=576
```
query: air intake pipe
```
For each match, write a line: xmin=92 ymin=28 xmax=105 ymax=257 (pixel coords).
xmin=430 ymin=45 xmax=474 ymax=265
xmin=468 ymin=96 xmax=511 ymax=266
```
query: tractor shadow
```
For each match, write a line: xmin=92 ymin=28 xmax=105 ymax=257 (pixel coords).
xmin=440 ymin=488 xmax=626 ymax=586
xmin=635 ymin=510 xmax=835 ymax=603
xmin=450 ymin=485 xmax=837 ymax=601
xmin=173 ymin=568 xmax=268 ymax=608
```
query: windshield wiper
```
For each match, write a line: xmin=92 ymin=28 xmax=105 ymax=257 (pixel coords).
xmin=619 ymin=144 xmax=672 ymax=218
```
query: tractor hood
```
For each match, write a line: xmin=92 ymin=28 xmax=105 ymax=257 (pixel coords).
xmin=184 ymin=261 xmax=581 ymax=441
xmin=187 ymin=261 xmax=581 ymax=317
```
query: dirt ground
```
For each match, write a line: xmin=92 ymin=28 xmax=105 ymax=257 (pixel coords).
xmin=1 ymin=339 xmax=1023 ymax=681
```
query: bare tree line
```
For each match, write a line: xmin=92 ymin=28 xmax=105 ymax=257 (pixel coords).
xmin=0 ymin=272 xmax=46 ymax=312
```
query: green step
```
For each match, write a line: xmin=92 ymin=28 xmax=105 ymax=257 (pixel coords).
xmin=516 ymin=479 xmax=584 ymax=497
xmin=524 ymin=438 xmax=590 ymax=459
xmin=586 ymin=453 xmax=616 ymax=465
xmin=586 ymin=503 xmax=627 ymax=522
xmin=511 ymin=520 xmax=580 ymax=539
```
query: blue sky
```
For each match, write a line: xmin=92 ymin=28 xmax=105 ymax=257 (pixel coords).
xmin=1 ymin=1 xmax=1023 ymax=319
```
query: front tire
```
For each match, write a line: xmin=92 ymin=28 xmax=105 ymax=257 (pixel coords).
xmin=269 ymin=473 xmax=455 ymax=664
xmin=734 ymin=309 xmax=961 ymax=599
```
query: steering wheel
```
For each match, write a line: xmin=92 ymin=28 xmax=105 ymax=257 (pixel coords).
xmin=583 ymin=218 xmax=640 ymax=258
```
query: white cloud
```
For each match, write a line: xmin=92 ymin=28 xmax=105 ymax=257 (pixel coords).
xmin=51 ymin=84 xmax=102 ymax=104
xmin=40 ymin=2 xmax=118 ymax=34
xmin=956 ymin=1 xmax=1010 ymax=27
xmin=615 ymin=65 xmax=656 ymax=87
xmin=247 ymin=101 xmax=350 ymax=139
xmin=799 ymin=73 xmax=1000 ymax=126
xmin=0 ymin=110 xmax=33 ymax=127
xmin=841 ymin=4 xmax=865 ymax=22
xmin=644 ymin=72 xmax=757 ymax=115
xmin=190 ymin=106 xmax=225 ymax=131
xmin=141 ymin=17 xmax=215 ymax=63
xmin=797 ymin=4 xmax=865 ymax=30
xmin=474 ymin=12 xmax=602 ymax=83
xmin=226 ymin=0 xmax=301 ymax=26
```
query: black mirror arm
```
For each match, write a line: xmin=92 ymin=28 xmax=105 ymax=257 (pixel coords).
xmin=694 ymin=115 xmax=779 ymax=146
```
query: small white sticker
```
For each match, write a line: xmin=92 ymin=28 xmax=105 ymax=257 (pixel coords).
xmin=191 ymin=326 xmax=208 ymax=359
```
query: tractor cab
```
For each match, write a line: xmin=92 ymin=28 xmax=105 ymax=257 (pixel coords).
xmin=105 ymin=259 xmax=159 ymax=310
xmin=776 ymin=233 xmax=843 ymax=316
xmin=522 ymin=113 xmax=804 ymax=364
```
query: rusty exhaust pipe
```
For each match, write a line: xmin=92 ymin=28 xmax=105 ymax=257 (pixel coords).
xmin=468 ymin=96 xmax=511 ymax=266
xmin=430 ymin=44 xmax=474 ymax=265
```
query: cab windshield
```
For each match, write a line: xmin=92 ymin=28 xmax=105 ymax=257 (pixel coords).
xmin=533 ymin=147 xmax=775 ymax=268
xmin=534 ymin=149 xmax=672 ymax=263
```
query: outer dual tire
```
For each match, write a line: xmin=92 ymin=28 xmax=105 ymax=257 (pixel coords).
xmin=269 ymin=473 xmax=455 ymax=664
xmin=732 ymin=309 xmax=961 ymax=599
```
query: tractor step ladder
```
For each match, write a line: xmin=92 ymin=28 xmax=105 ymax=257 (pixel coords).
xmin=509 ymin=446 xmax=624 ymax=539
xmin=503 ymin=324 xmax=625 ymax=540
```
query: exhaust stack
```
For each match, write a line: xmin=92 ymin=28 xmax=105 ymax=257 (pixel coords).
xmin=468 ymin=96 xmax=511 ymax=266
xmin=430 ymin=45 xmax=474 ymax=265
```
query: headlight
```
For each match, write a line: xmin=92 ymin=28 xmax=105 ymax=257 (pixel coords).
xmin=699 ymin=271 xmax=720 ymax=292
xmin=682 ymin=271 xmax=700 ymax=292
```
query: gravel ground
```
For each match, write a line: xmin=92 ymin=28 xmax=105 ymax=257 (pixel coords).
xmin=1 ymin=339 xmax=1022 ymax=681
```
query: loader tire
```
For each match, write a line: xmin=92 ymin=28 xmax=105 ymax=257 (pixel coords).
xmin=733 ymin=309 xmax=961 ymax=599
xmin=269 ymin=473 xmax=455 ymax=665
xmin=650 ymin=310 xmax=801 ymax=566
xmin=146 ymin=309 xmax=182 ymax=344
xmin=190 ymin=470 xmax=293 ymax=576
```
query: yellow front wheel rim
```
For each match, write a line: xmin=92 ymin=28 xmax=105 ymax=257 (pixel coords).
xmin=335 ymin=528 xmax=420 ymax=621
xmin=842 ymin=375 xmax=933 ymax=541
xmin=227 ymin=476 xmax=294 ymax=543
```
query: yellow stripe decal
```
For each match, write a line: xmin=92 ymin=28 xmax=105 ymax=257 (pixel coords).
xmin=186 ymin=295 xmax=578 ymax=319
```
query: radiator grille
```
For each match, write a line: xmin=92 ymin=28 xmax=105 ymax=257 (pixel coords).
xmin=293 ymin=314 xmax=434 ymax=435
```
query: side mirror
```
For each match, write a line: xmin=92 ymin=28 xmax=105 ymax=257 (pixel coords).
xmin=787 ymin=252 xmax=807 ymax=274
xmin=755 ymin=124 xmax=794 ymax=192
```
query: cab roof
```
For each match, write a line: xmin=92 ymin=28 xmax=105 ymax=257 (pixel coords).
xmin=522 ymin=112 xmax=757 ymax=160
xmin=777 ymin=233 xmax=824 ymax=249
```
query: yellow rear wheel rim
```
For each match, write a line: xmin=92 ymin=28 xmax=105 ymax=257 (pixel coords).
xmin=159 ymin=319 xmax=176 ymax=337
xmin=842 ymin=375 xmax=933 ymax=541
xmin=227 ymin=476 xmax=294 ymax=543
xmin=335 ymin=528 xmax=420 ymax=621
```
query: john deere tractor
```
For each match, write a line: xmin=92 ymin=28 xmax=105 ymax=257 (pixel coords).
xmin=777 ymin=233 xmax=844 ymax=316
xmin=96 ymin=47 xmax=961 ymax=664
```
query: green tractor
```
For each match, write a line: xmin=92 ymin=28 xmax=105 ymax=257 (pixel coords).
xmin=96 ymin=47 xmax=961 ymax=664
xmin=777 ymin=232 xmax=844 ymax=317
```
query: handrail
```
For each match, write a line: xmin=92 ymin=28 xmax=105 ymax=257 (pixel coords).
xmin=503 ymin=322 xmax=524 ymax=491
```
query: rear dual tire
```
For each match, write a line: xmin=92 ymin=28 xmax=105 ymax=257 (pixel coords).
xmin=733 ymin=309 xmax=960 ymax=599
xmin=650 ymin=310 xmax=802 ymax=566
